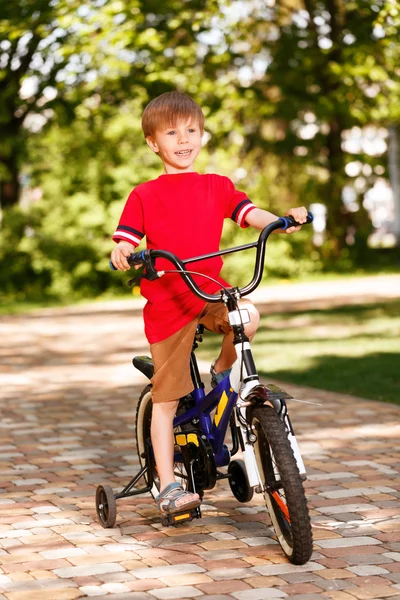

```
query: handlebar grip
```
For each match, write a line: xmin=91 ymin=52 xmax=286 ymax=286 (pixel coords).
xmin=280 ymin=211 xmax=314 ymax=230
xmin=127 ymin=250 xmax=146 ymax=266
xmin=109 ymin=250 xmax=146 ymax=271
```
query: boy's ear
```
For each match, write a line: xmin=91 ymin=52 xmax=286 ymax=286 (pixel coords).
xmin=146 ymin=136 xmax=159 ymax=153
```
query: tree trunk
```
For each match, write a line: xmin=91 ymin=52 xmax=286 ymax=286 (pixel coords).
xmin=388 ymin=125 xmax=400 ymax=246
xmin=0 ymin=154 xmax=21 ymax=208
xmin=325 ymin=119 xmax=347 ymax=253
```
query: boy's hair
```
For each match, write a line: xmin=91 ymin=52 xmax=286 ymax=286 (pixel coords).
xmin=142 ymin=91 xmax=204 ymax=137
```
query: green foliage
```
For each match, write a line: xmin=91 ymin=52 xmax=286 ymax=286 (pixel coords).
xmin=197 ymin=0 xmax=400 ymax=256
xmin=1 ymin=0 xmax=399 ymax=305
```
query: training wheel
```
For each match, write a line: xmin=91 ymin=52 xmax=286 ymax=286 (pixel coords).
xmin=228 ymin=459 xmax=254 ymax=503
xmin=96 ymin=484 xmax=117 ymax=528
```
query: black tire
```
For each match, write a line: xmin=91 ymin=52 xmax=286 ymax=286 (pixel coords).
xmin=135 ymin=385 xmax=191 ymax=499
xmin=228 ymin=459 xmax=254 ymax=503
xmin=248 ymin=405 xmax=313 ymax=565
xmin=96 ymin=483 xmax=117 ymax=528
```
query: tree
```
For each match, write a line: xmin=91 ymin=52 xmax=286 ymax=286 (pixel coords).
xmin=198 ymin=0 xmax=400 ymax=255
xmin=0 ymin=0 xmax=73 ymax=207
xmin=0 ymin=0 xmax=218 ymax=208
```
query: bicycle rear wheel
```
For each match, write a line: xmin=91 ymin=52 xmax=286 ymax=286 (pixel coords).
xmin=135 ymin=385 xmax=192 ymax=499
xmin=247 ymin=404 xmax=313 ymax=565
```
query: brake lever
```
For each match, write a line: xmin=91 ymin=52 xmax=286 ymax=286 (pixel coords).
xmin=141 ymin=251 xmax=159 ymax=281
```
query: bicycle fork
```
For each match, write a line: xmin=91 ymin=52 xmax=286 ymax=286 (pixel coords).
xmin=228 ymin=334 xmax=306 ymax=488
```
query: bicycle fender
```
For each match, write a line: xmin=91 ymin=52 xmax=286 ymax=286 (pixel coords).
xmin=245 ymin=384 xmax=292 ymax=414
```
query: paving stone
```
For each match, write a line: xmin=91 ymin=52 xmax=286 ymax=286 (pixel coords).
xmin=54 ymin=563 xmax=125 ymax=578
xmin=277 ymin=596 xmax=330 ymax=600
xmin=347 ymin=565 xmax=390 ymax=576
xmin=39 ymin=547 xmax=87 ymax=559
xmin=148 ymin=586 xmax=203 ymax=599
xmin=197 ymin=580 xmax=252 ymax=595
xmin=321 ymin=487 xmax=397 ymax=499
xmin=79 ymin=587 xmax=105 ymax=597
xmin=342 ymin=553 xmax=395 ymax=565
xmin=240 ymin=537 xmax=277 ymax=546
xmin=101 ymin=582 xmax=132 ymax=593
xmin=198 ymin=596 xmax=234 ymax=600
xmin=206 ymin=567 xmax=255 ymax=581
xmin=5 ymin=590 xmax=81 ymax=600
xmin=89 ymin=595 xmax=153 ymax=600
xmin=347 ymin=584 xmax=400 ymax=599
xmin=316 ymin=579 xmax=356 ymax=592
xmin=158 ymin=573 xmax=212 ymax=586
xmin=316 ymin=537 xmax=382 ymax=548
xmin=96 ymin=572 xmax=137 ymax=583
xmin=199 ymin=540 xmax=248 ymax=551
xmin=253 ymin=562 xmax=326 ymax=577
xmin=281 ymin=584 xmax=324 ymax=595
xmin=280 ymin=573 xmax=323 ymax=584
xmin=385 ymin=553 xmax=400 ymax=561
xmin=315 ymin=504 xmax=375 ymax=515
xmin=0 ymin=579 xmax=78 ymax=592
xmin=129 ymin=564 xmax=205 ymax=579
xmin=231 ymin=590 xmax=288 ymax=599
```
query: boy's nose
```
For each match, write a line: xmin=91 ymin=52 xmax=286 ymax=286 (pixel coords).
xmin=178 ymin=131 xmax=188 ymax=143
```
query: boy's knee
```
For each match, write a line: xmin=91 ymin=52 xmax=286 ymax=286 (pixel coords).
xmin=152 ymin=399 xmax=179 ymax=414
xmin=241 ymin=302 xmax=260 ymax=338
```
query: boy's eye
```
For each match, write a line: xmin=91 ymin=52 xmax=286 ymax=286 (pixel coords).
xmin=188 ymin=128 xmax=196 ymax=133
xmin=167 ymin=130 xmax=176 ymax=135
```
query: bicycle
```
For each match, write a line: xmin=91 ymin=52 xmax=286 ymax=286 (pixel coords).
xmin=96 ymin=213 xmax=314 ymax=565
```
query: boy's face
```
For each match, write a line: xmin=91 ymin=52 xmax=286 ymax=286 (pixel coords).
xmin=146 ymin=118 xmax=203 ymax=174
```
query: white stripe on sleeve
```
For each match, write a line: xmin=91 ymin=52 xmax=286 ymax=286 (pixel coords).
xmin=112 ymin=231 xmax=141 ymax=245
xmin=236 ymin=203 xmax=256 ymax=226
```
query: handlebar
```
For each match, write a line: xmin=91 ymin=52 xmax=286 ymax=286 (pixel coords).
xmin=110 ymin=212 xmax=313 ymax=302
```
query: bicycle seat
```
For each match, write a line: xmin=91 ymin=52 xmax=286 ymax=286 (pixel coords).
xmin=132 ymin=356 xmax=154 ymax=379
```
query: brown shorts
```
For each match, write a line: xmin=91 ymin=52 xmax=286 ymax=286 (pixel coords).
xmin=150 ymin=302 xmax=233 ymax=403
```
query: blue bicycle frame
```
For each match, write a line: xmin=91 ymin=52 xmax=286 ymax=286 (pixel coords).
xmin=173 ymin=374 xmax=237 ymax=468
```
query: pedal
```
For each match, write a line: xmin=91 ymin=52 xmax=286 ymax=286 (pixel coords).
xmin=161 ymin=506 xmax=201 ymax=527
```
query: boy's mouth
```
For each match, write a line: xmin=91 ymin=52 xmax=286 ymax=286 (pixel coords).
xmin=175 ymin=150 xmax=191 ymax=156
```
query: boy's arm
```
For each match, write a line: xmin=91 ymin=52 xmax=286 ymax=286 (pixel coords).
xmin=245 ymin=206 xmax=308 ymax=234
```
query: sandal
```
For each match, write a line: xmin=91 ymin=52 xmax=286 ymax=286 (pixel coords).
xmin=156 ymin=482 xmax=201 ymax=514
xmin=210 ymin=361 xmax=232 ymax=389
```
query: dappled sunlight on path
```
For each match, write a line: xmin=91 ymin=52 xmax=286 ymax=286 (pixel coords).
xmin=0 ymin=276 xmax=400 ymax=599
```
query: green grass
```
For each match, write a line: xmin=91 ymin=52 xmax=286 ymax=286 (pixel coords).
xmin=198 ymin=299 xmax=400 ymax=404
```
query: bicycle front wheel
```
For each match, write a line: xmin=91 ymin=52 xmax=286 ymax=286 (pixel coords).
xmin=247 ymin=405 xmax=313 ymax=565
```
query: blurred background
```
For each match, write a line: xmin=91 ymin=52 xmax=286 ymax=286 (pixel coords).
xmin=1 ymin=0 xmax=400 ymax=305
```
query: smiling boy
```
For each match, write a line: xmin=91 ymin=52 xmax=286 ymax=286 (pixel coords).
xmin=111 ymin=91 xmax=307 ymax=518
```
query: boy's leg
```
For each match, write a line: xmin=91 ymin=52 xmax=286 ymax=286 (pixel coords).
xmin=149 ymin=320 xmax=201 ymax=511
xmin=150 ymin=399 xmax=178 ymax=490
xmin=206 ymin=300 xmax=260 ymax=375
xmin=151 ymin=401 xmax=200 ymax=511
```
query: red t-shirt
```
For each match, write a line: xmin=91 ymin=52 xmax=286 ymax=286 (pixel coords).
xmin=112 ymin=172 xmax=256 ymax=342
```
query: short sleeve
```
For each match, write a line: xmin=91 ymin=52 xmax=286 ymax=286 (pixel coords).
xmin=112 ymin=190 xmax=145 ymax=246
xmin=223 ymin=177 xmax=257 ymax=228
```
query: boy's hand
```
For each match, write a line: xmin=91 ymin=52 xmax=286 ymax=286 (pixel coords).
xmin=284 ymin=206 xmax=308 ymax=234
xmin=111 ymin=241 xmax=135 ymax=271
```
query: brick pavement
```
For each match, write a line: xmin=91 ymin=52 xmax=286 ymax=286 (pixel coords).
xmin=1 ymin=282 xmax=400 ymax=599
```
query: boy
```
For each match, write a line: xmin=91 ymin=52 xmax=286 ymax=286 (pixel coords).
xmin=111 ymin=91 xmax=307 ymax=516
